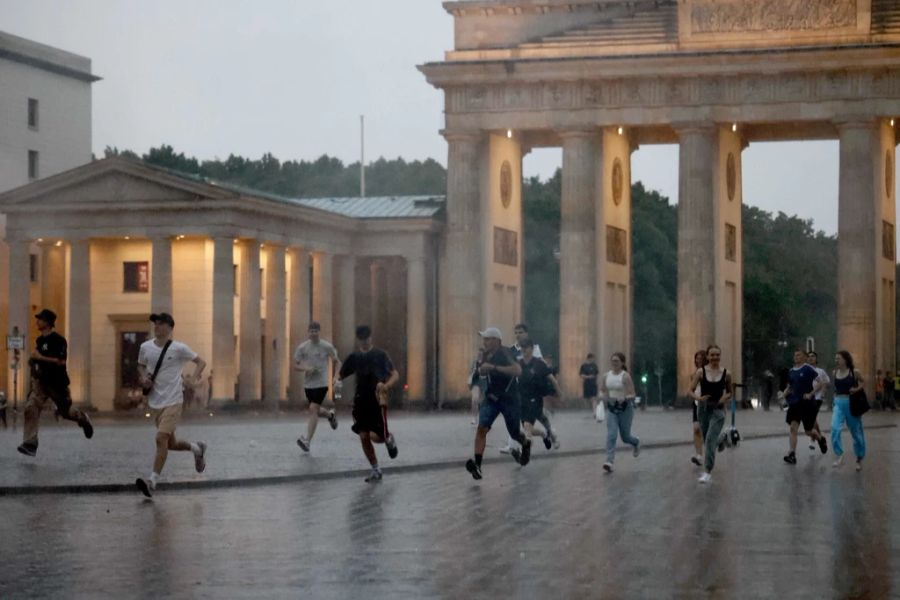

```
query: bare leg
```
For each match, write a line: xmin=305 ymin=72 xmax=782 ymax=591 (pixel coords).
xmin=789 ymin=422 xmax=800 ymax=452
xmin=475 ymin=426 xmax=488 ymax=456
xmin=359 ymin=432 xmax=378 ymax=466
xmin=306 ymin=403 xmax=321 ymax=442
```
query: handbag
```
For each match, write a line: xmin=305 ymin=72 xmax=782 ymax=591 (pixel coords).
xmin=142 ymin=340 xmax=172 ymax=396
xmin=849 ymin=371 xmax=870 ymax=417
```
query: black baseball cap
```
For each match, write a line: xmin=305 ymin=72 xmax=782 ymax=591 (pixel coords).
xmin=149 ymin=312 xmax=175 ymax=327
xmin=34 ymin=309 xmax=57 ymax=326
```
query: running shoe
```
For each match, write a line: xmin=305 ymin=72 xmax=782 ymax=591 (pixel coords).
xmin=328 ymin=410 xmax=338 ymax=430
xmin=718 ymin=434 xmax=727 ymax=453
xmin=543 ymin=434 xmax=552 ymax=450
xmin=193 ymin=441 xmax=207 ymax=473
xmin=520 ymin=438 xmax=532 ymax=466
xmin=551 ymin=432 xmax=560 ymax=450
xmin=691 ymin=455 xmax=702 ymax=466
xmin=698 ymin=473 xmax=712 ymax=484
xmin=832 ymin=455 xmax=844 ymax=468
xmin=386 ymin=434 xmax=398 ymax=459
xmin=602 ymin=462 xmax=613 ymax=473
xmin=784 ymin=452 xmax=797 ymax=465
xmin=510 ymin=447 xmax=522 ymax=465
xmin=80 ymin=413 xmax=94 ymax=439
xmin=297 ymin=436 xmax=310 ymax=452
xmin=855 ymin=458 xmax=863 ymax=471
xmin=135 ymin=477 xmax=154 ymax=498
xmin=808 ymin=443 xmax=816 ymax=451
xmin=499 ymin=444 xmax=512 ymax=455
xmin=16 ymin=443 xmax=36 ymax=457
xmin=633 ymin=440 xmax=641 ymax=458
xmin=817 ymin=436 xmax=828 ymax=455
xmin=465 ymin=458 xmax=483 ymax=480
xmin=364 ymin=468 xmax=383 ymax=483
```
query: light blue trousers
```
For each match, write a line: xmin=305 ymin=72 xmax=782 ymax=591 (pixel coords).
xmin=831 ymin=396 xmax=866 ymax=459
xmin=605 ymin=402 xmax=640 ymax=463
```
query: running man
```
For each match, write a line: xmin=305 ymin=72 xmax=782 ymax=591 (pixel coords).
xmin=498 ymin=323 xmax=544 ymax=453
xmin=580 ymin=353 xmax=601 ymax=421
xmin=516 ymin=338 xmax=561 ymax=458
xmin=466 ymin=327 xmax=531 ymax=480
xmin=136 ymin=313 xmax=208 ymax=497
xmin=294 ymin=321 xmax=341 ymax=452
xmin=17 ymin=309 xmax=93 ymax=456
xmin=806 ymin=351 xmax=830 ymax=450
xmin=337 ymin=325 xmax=399 ymax=483
xmin=782 ymin=349 xmax=827 ymax=465
xmin=689 ymin=345 xmax=733 ymax=484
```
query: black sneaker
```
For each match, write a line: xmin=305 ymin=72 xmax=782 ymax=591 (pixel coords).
xmin=328 ymin=410 xmax=338 ymax=430
xmin=386 ymin=434 xmax=398 ymax=459
xmin=135 ymin=477 xmax=154 ymax=498
xmin=80 ymin=413 xmax=94 ymax=439
xmin=520 ymin=439 xmax=531 ymax=466
xmin=510 ymin=447 xmax=522 ymax=464
xmin=16 ymin=443 xmax=37 ymax=457
xmin=465 ymin=458 xmax=482 ymax=480
xmin=691 ymin=455 xmax=702 ymax=466
xmin=818 ymin=436 xmax=828 ymax=455
xmin=784 ymin=452 xmax=797 ymax=465
xmin=543 ymin=434 xmax=552 ymax=450
xmin=718 ymin=435 xmax=727 ymax=453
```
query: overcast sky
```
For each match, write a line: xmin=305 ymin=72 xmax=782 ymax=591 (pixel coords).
xmin=3 ymin=0 xmax=894 ymax=237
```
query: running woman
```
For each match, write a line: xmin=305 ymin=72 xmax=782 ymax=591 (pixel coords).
xmin=580 ymin=353 xmax=601 ymax=421
xmin=599 ymin=352 xmax=640 ymax=473
xmin=515 ymin=338 xmax=561 ymax=458
xmin=831 ymin=351 xmax=866 ymax=471
xmin=135 ymin=313 xmax=208 ymax=498
xmin=465 ymin=327 xmax=531 ymax=480
xmin=806 ymin=351 xmax=830 ymax=450
xmin=294 ymin=321 xmax=341 ymax=452
xmin=782 ymin=349 xmax=827 ymax=465
xmin=689 ymin=349 xmax=708 ymax=466
xmin=17 ymin=309 xmax=93 ymax=457
xmin=689 ymin=345 xmax=733 ymax=484
xmin=337 ymin=325 xmax=399 ymax=483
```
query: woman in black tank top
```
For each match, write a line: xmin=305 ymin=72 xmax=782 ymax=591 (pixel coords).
xmin=689 ymin=345 xmax=733 ymax=483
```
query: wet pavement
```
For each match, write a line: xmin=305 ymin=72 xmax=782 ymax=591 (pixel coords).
xmin=1 ymin=424 xmax=898 ymax=599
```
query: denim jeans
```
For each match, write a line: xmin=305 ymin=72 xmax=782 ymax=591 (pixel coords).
xmin=697 ymin=403 xmax=726 ymax=472
xmin=605 ymin=402 xmax=639 ymax=463
xmin=478 ymin=392 xmax=522 ymax=441
xmin=831 ymin=396 xmax=866 ymax=459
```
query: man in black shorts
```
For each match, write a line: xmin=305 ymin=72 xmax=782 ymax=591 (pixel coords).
xmin=580 ymin=353 xmax=600 ymax=419
xmin=466 ymin=327 xmax=531 ymax=480
xmin=293 ymin=321 xmax=341 ymax=452
xmin=18 ymin=309 xmax=93 ymax=457
xmin=782 ymin=349 xmax=827 ymax=464
xmin=515 ymin=338 xmax=561 ymax=459
xmin=337 ymin=325 xmax=399 ymax=482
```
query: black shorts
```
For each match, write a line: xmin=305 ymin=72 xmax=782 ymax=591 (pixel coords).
xmin=692 ymin=402 xmax=698 ymax=423
xmin=583 ymin=386 xmax=598 ymax=400
xmin=521 ymin=396 xmax=544 ymax=425
xmin=786 ymin=401 xmax=818 ymax=431
xmin=305 ymin=387 xmax=329 ymax=406
xmin=351 ymin=397 xmax=385 ymax=437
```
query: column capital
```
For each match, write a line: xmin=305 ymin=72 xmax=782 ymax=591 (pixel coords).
xmin=672 ymin=121 xmax=718 ymax=136
xmin=833 ymin=117 xmax=880 ymax=132
xmin=557 ymin=128 xmax=597 ymax=141
xmin=441 ymin=129 xmax=484 ymax=143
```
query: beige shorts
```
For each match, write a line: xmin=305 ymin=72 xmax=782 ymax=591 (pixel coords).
xmin=152 ymin=404 xmax=183 ymax=435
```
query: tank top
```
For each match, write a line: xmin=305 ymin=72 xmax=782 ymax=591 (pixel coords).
xmin=700 ymin=367 xmax=727 ymax=406
xmin=834 ymin=370 xmax=855 ymax=396
xmin=605 ymin=371 xmax=626 ymax=400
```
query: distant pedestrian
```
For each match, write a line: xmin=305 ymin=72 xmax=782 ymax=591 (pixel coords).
xmin=337 ymin=325 xmax=399 ymax=482
xmin=762 ymin=370 xmax=774 ymax=411
xmin=515 ymin=338 xmax=561 ymax=458
xmin=17 ymin=309 xmax=93 ymax=457
xmin=599 ymin=352 xmax=640 ymax=473
xmin=891 ymin=372 xmax=900 ymax=411
xmin=689 ymin=345 xmax=733 ymax=484
xmin=782 ymin=349 xmax=827 ymax=465
xmin=883 ymin=372 xmax=895 ymax=410
xmin=465 ymin=327 xmax=531 ymax=481
xmin=689 ymin=349 xmax=708 ymax=466
xmin=135 ymin=313 xmax=208 ymax=498
xmin=580 ymin=353 xmax=601 ymax=421
xmin=831 ymin=350 xmax=866 ymax=471
xmin=294 ymin=322 xmax=341 ymax=452
xmin=875 ymin=369 xmax=884 ymax=410
xmin=0 ymin=391 xmax=7 ymax=429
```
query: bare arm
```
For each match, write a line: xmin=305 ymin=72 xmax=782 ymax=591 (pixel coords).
xmin=548 ymin=374 xmax=562 ymax=398
xmin=721 ymin=373 xmax=733 ymax=406
xmin=191 ymin=356 xmax=207 ymax=381
xmin=599 ymin=373 xmax=608 ymax=399
xmin=623 ymin=372 xmax=637 ymax=398
xmin=689 ymin=370 xmax=703 ymax=400
xmin=850 ymin=370 xmax=865 ymax=394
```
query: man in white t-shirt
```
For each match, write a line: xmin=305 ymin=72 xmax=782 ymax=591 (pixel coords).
xmin=807 ymin=351 xmax=831 ymax=451
xmin=135 ymin=312 xmax=208 ymax=498
xmin=294 ymin=321 xmax=342 ymax=452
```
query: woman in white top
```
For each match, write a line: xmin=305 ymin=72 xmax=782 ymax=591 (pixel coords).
xmin=598 ymin=352 xmax=641 ymax=473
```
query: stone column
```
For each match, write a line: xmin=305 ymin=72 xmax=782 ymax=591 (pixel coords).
xmin=371 ymin=261 xmax=389 ymax=342
xmin=337 ymin=255 xmax=357 ymax=357
xmin=151 ymin=237 xmax=173 ymax=313
xmin=406 ymin=255 xmax=427 ymax=402
xmin=211 ymin=236 xmax=236 ymax=402
xmin=238 ymin=240 xmax=262 ymax=402
xmin=440 ymin=132 xmax=483 ymax=401
xmin=264 ymin=244 xmax=286 ymax=406
xmin=312 ymin=252 xmax=334 ymax=339
xmin=67 ymin=239 xmax=92 ymax=405
xmin=676 ymin=124 xmax=718 ymax=395
xmin=559 ymin=131 xmax=598 ymax=399
xmin=40 ymin=243 xmax=66 ymax=332
xmin=288 ymin=248 xmax=310 ymax=403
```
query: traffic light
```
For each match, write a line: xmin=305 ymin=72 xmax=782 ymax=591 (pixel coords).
xmin=640 ymin=373 xmax=648 ymax=384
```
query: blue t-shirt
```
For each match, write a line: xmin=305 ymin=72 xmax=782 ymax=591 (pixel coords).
xmin=787 ymin=364 xmax=818 ymax=405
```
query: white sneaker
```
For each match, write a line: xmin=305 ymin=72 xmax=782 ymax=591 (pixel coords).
xmin=602 ymin=462 xmax=613 ymax=473
xmin=698 ymin=473 xmax=712 ymax=484
xmin=832 ymin=455 xmax=844 ymax=468
xmin=633 ymin=441 xmax=641 ymax=458
xmin=499 ymin=444 xmax=512 ymax=455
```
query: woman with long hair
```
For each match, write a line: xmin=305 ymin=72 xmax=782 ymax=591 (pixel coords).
xmin=689 ymin=344 xmax=732 ymax=484
xmin=598 ymin=352 xmax=640 ymax=473
xmin=689 ymin=349 xmax=708 ymax=467
xmin=831 ymin=350 xmax=866 ymax=471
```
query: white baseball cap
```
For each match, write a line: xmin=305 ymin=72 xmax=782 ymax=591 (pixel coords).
xmin=479 ymin=326 xmax=503 ymax=340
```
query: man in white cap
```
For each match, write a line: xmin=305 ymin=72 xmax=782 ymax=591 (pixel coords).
xmin=465 ymin=327 xmax=531 ymax=480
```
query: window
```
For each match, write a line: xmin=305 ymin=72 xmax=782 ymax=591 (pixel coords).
xmin=29 ymin=254 xmax=38 ymax=283
xmin=28 ymin=150 xmax=39 ymax=180
xmin=27 ymin=98 xmax=38 ymax=129
xmin=123 ymin=261 xmax=149 ymax=293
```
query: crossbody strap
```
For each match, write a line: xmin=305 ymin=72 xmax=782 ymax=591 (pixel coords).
xmin=150 ymin=340 xmax=173 ymax=383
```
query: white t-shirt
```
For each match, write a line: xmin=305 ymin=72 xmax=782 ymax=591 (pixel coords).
xmin=294 ymin=339 xmax=339 ymax=389
xmin=813 ymin=366 xmax=830 ymax=401
xmin=138 ymin=339 xmax=198 ymax=409
xmin=512 ymin=343 xmax=542 ymax=360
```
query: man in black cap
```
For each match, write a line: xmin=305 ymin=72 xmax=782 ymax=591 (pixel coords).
xmin=17 ymin=309 xmax=93 ymax=457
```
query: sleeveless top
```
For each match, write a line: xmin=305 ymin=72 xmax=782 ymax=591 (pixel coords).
xmin=700 ymin=367 xmax=727 ymax=405
xmin=605 ymin=371 xmax=626 ymax=400
xmin=834 ymin=370 xmax=855 ymax=396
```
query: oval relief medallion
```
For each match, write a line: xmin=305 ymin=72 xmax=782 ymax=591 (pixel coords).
xmin=500 ymin=160 xmax=512 ymax=209
xmin=612 ymin=159 xmax=623 ymax=206
xmin=886 ymin=150 xmax=894 ymax=198
xmin=726 ymin=153 xmax=736 ymax=201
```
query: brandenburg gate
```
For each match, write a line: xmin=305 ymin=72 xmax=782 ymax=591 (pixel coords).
xmin=421 ymin=0 xmax=900 ymax=399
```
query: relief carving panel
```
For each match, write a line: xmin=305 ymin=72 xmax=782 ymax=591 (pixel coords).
xmin=690 ymin=0 xmax=857 ymax=34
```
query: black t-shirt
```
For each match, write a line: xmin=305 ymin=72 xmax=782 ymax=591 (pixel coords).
xmin=340 ymin=348 xmax=394 ymax=404
xmin=580 ymin=362 xmax=599 ymax=395
xmin=519 ymin=357 xmax=553 ymax=401
xmin=483 ymin=346 xmax=517 ymax=398
xmin=32 ymin=331 xmax=68 ymax=384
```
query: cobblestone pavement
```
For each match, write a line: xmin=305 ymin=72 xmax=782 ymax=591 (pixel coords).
xmin=0 ymin=407 xmax=897 ymax=491
xmin=1 ymin=426 xmax=898 ymax=599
